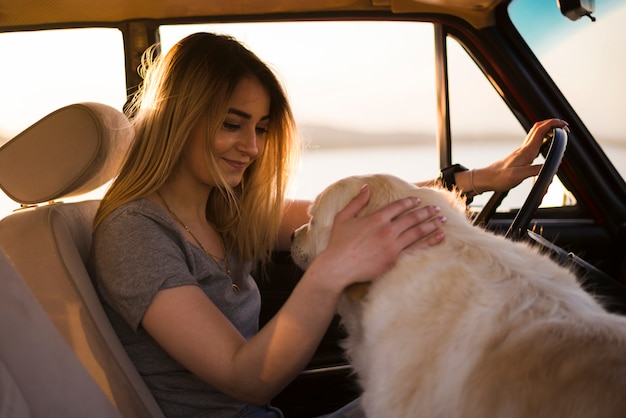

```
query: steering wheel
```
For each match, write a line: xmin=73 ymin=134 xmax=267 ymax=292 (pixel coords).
xmin=472 ymin=128 xmax=626 ymax=315
xmin=505 ymin=127 xmax=568 ymax=239
xmin=473 ymin=127 xmax=568 ymax=240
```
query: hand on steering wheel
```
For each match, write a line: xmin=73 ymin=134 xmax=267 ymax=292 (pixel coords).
xmin=474 ymin=119 xmax=569 ymax=235
xmin=505 ymin=128 xmax=568 ymax=239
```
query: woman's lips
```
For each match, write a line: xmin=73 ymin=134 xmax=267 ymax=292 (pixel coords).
xmin=223 ymin=158 xmax=248 ymax=170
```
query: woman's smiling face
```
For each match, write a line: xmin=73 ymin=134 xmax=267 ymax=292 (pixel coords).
xmin=184 ymin=75 xmax=271 ymax=189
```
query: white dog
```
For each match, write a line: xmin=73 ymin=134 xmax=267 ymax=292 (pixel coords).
xmin=291 ymin=173 xmax=626 ymax=418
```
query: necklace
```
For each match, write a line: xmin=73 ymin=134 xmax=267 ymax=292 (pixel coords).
xmin=156 ymin=191 xmax=239 ymax=292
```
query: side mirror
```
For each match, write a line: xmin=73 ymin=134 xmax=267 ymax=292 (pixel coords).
xmin=558 ymin=0 xmax=596 ymax=22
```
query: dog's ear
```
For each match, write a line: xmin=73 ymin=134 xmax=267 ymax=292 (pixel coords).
xmin=310 ymin=180 xmax=351 ymax=228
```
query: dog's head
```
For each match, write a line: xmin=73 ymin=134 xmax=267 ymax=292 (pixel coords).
xmin=291 ymin=174 xmax=467 ymax=300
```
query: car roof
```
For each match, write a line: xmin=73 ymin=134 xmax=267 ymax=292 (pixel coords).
xmin=0 ymin=0 xmax=505 ymax=32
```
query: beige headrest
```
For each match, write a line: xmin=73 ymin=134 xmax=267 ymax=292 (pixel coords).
xmin=0 ymin=103 xmax=132 ymax=205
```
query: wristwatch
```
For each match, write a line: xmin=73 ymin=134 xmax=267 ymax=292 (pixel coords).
xmin=439 ymin=163 xmax=468 ymax=191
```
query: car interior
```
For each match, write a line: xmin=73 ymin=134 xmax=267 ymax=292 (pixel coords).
xmin=1 ymin=0 xmax=625 ymax=416
xmin=0 ymin=103 xmax=163 ymax=417
xmin=0 ymin=249 xmax=123 ymax=418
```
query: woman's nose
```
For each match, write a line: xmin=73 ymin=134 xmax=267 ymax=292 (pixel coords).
xmin=238 ymin=130 xmax=260 ymax=157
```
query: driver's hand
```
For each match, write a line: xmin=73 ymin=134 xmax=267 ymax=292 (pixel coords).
xmin=469 ymin=118 xmax=569 ymax=193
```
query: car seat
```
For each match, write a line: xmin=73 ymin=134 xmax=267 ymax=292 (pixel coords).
xmin=0 ymin=248 xmax=123 ymax=418
xmin=0 ymin=103 xmax=165 ymax=417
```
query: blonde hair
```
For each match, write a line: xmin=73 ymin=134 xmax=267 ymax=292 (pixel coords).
xmin=94 ymin=32 xmax=299 ymax=266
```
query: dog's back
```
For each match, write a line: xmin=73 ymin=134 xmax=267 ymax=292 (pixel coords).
xmin=335 ymin=174 xmax=626 ymax=418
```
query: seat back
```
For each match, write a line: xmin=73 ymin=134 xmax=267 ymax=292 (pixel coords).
xmin=0 ymin=248 xmax=122 ymax=418
xmin=0 ymin=103 xmax=165 ymax=418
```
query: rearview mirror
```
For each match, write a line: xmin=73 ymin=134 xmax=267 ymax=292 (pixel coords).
xmin=558 ymin=0 xmax=596 ymax=21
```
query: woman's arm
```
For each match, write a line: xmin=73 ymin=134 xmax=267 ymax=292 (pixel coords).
xmin=142 ymin=188 xmax=445 ymax=405
xmin=418 ymin=118 xmax=570 ymax=195
xmin=278 ymin=119 xmax=569 ymax=248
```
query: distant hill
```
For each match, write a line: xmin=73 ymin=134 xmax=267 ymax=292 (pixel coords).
xmin=3 ymin=123 xmax=621 ymax=150
xmin=298 ymin=125 xmax=432 ymax=149
xmin=298 ymin=124 xmax=524 ymax=149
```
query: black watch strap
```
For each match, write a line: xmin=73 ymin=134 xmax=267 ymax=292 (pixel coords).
xmin=440 ymin=163 xmax=468 ymax=191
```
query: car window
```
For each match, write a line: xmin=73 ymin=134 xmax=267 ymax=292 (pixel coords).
xmin=160 ymin=21 xmax=572 ymax=211
xmin=161 ymin=22 xmax=440 ymax=200
xmin=510 ymin=0 xmax=626 ymax=180
xmin=447 ymin=38 xmax=575 ymax=211
xmin=0 ymin=28 xmax=126 ymax=218
xmin=0 ymin=20 xmax=584 ymax=219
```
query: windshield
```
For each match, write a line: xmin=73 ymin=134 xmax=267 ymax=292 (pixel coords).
xmin=509 ymin=0 xmax=626 ymax=179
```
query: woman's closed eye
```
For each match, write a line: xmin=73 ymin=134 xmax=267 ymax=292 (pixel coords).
xmin=222 ymin=121 xmax=241 ymax=131
xmin=256 ymin=125 xmax=269 ymax=135
xmin=222 ymin=121 xmax=268 ymax=136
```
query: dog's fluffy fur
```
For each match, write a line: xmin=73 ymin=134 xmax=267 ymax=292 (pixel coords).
xmin=291 ymin=174 xmax=626 ymax=418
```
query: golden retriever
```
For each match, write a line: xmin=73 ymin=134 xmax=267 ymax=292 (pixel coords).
xmin=291 ymin=173 xmax=626 ymax=418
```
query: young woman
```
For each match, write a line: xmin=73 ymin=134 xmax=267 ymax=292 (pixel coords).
xmin=89 ymin=32 xmax=569 ymax=418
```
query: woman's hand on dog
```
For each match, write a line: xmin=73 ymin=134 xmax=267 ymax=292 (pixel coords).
xmin=456 ymin=118 xmax=570 ymax=194
xmin=310 ymin=184 xmax=446 ymax=289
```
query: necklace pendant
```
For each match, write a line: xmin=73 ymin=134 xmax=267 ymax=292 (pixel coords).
xmin=232 ymin=283 xmax=240 ymax=292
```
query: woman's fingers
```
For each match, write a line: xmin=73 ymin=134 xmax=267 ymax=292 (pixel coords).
xmin=523 ymin=118 xmax=569 ymax=156
xmin=345 ymin=189 xmax=445 ymax=247
xmin=478 ymin=118 xmax=569 ymax=192
xmin=367 ymin=201 xmax=446 ymax=254
xmin=324 ymin=194 xmax=446 ymax=283
xmin=394 ymin=206 xmax=446 ymax=250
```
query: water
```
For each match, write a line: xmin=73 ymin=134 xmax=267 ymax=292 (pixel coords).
xmin=1 ymin=142 xmax=625 ymax=219
xmin=288 ymin=142 xmax=618 ymax=211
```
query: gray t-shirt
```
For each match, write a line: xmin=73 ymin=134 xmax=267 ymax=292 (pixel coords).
xmin=88 ymin=198 xmax=264 ymax=418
